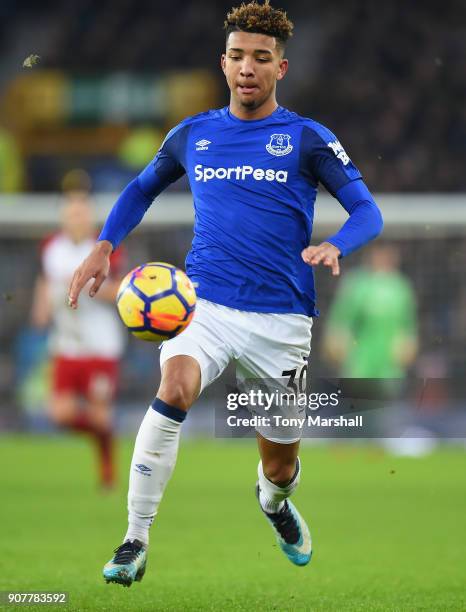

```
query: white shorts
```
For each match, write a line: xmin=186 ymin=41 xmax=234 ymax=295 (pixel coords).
xmin=160 ymin=298 xmax=313 ymax=443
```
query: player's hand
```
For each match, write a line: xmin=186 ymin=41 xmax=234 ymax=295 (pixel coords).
xmin=68 ymin=240 xmax=113 ymax=309
xmin=301 ymin=242 xmax=341 ymax=276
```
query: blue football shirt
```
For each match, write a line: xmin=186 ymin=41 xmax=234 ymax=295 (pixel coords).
xmin=105 ymin=106 xmax=376 ymax=316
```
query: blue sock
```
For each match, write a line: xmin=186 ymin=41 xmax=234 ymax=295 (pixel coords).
xmin=151 ymin=398 xmax=187 ymax=423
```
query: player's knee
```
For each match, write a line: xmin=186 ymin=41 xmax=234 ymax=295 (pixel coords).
xmin=157 ymin=380 xmax=194 ymax=411
xmin=48 ymin=396 xmax=76 ymax=427
xmin=158 ymin=356 xmax=200 ymax=410
xmin=49 ymin=409 xmax=73 ymax=427
xmin=263 ymin=459 xmax=297 ymax=487
xmin=89 ymin=408 xmax=112 ymax=432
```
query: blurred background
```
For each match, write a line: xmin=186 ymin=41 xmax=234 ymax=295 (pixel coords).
xmin=0 ymin=0 xmax=465 ymax=443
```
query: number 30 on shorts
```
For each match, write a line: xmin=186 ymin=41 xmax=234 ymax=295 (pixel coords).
xmin=282 ymin=361 xmax=308 ymax=394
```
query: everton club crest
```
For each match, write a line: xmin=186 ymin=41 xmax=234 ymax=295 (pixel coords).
xmin=266 ymin=133 xmax=293 ymax=157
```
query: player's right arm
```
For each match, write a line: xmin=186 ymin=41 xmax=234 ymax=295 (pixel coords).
xmin=31 ymin=274 xmax=52 ymax=328
xmin=68 ymin=239 xmax=113 ymax=308
xmin=31 ymin=237 xmax=54 ymax=326
xmin=68 ymin=125 xmax=187 ymax=309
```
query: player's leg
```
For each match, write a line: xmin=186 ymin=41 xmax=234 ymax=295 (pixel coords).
xmin=87 ymin=395 xmax=114 ymax=488
xmin=256 ymin=434 xmax=311 ymax=566
xmin=104 ymin=299 xmax=233 ymax=586
xmin=236 ymin=311 xmax=313 ymax=565
xmin=49 ymin=356 xmax=91 ymax=432
xmin=49 ymin=391 xmax=79 ymax=427
xmin=124 ymin=354 xmax=201 ymax=546
xmin=104 ymin=355 xmax=201 ymax=587
xmin=257 ymin=433 xmax=300 ymax=512
xmin=51 ymin=356 xmax=120 ymax=490
xmin=85 ymin=360 xmax=119 ymax=489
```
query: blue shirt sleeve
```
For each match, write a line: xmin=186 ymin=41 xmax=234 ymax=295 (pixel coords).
xmin=325 ymin=179 xmax=384 ymax=257
xmin=300 ymin=124 xmax=362 ymax=196
xmin=98 ymin=123 xmax=190 ymax=249
xmin=300 ymin=122 xmax=383 ymax=257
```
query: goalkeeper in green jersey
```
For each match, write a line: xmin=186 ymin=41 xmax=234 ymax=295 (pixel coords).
xmin=323 ymin=244 xmax=417 ymax=379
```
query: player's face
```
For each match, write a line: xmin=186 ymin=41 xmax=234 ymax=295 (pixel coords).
xmin=222 ymin=31 xmax=288 ymax=116
xmin=368 ymin=245 xmax=400 ymax=271
xmin=61 ymin=193 xmax=94 ymax=243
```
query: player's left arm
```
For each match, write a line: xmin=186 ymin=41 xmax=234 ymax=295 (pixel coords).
xmin=300 ymin=125 xmax=383 ymax=275
xmin=303 ymin=181 xmax=383 ymax=275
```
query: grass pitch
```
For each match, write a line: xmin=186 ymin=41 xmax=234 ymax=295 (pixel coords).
xmin=0 ymin=436 xmax=465 ymax=611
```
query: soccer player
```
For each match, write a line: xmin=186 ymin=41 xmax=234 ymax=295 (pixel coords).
xmin=68 ymin=1 xmax=383 ymax=585
xmin=31 ymin=186 xmax=126 ymax=488
xmin=323 ymin=244 xmax=417 ymax=379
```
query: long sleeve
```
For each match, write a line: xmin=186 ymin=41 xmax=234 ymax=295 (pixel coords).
xmin=98 ymin=122 xmax=189 ymax=249
xmin=300 ymin=123 xmax=383 ymax=256
xmin=325 ymin=180 xmax=383 ymax=257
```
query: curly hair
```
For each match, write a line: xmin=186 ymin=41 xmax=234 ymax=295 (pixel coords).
xmin=224 ymin=0 xmax=293 ymax=50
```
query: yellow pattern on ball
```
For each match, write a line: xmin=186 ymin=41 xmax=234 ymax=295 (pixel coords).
xmin=116 ymin=262 xmax=197 ymax=342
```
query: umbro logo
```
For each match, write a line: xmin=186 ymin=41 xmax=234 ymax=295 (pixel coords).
xmin=135 ymin=464 xmax=152 ymax=476
xmin=196 ymin=139 xmax=211 ymax=151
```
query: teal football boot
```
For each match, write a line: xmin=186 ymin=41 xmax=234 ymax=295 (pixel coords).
xmin=256 ymin=484 xmax=312 ymax=566
xmin=103 ymin=539 xmax=147 ymax=587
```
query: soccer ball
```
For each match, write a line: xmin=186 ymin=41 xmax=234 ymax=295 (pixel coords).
xmin=116 ymin=262 xmax=196 ymax=342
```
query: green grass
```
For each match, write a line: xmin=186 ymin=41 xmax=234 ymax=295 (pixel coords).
xmin=0 ymin=436 xmax=465 ymax=611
